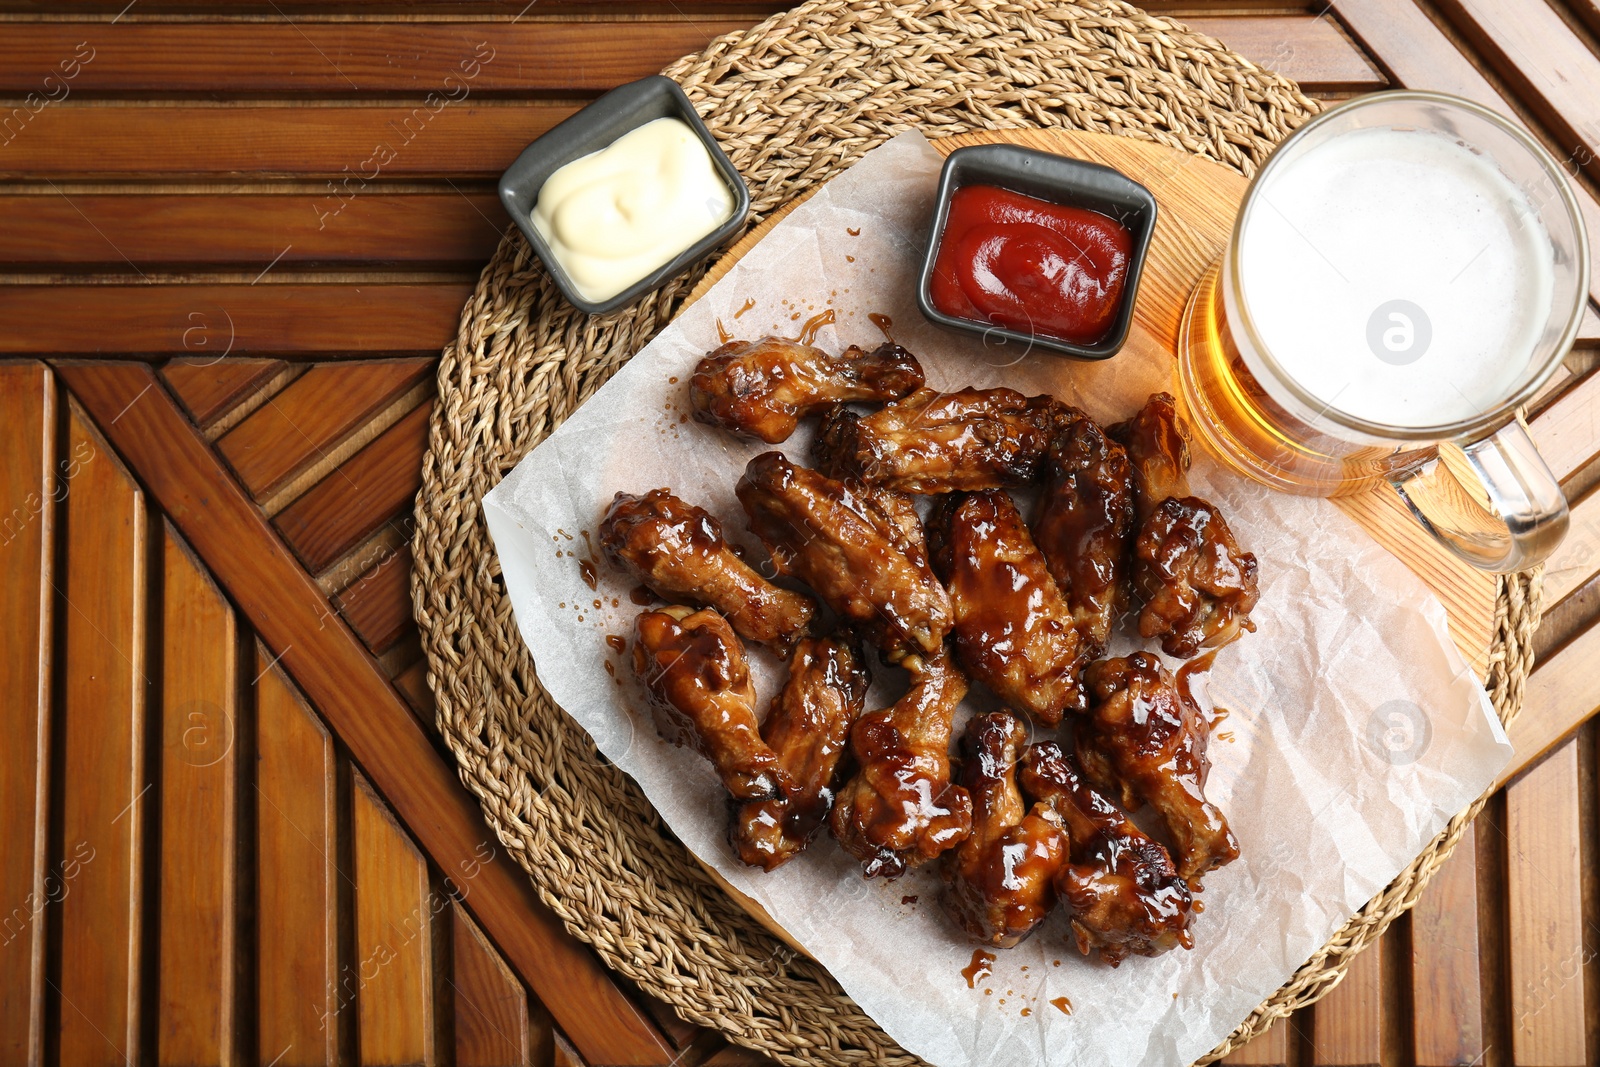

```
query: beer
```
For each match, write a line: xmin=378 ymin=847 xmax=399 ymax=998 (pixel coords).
xmin=1180 ymin=121 xmax=1560 ymax=496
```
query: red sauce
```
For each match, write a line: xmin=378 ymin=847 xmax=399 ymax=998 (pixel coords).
xmin=929 ymin=184 xmax=1131 ymax=345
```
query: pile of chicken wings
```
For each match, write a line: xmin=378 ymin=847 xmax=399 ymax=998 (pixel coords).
xmin=598 ymin=335 xmax=1260 ymax=966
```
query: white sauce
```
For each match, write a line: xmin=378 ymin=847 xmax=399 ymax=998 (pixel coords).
xmin=532 ymin=117 xmax=736 ymax=303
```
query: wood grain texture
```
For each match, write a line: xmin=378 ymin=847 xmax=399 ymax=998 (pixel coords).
xmin=1310 ymin=936 xmax=1385 ymax=1066
xmin=54 ymin=361 xmax=673 ymax=1066
xmin=0 ymin=23 xmax=744 ymax=94
xmin=0 ymin=284 xmax=472 ymax=358
xmin=1329 ymin=0 xmax=1600 ymax=322
xmin=1409 ymin=824 xmax=1485 ymax=1067
xmin=0 ymin=363 xmax=53 ymax=1066
xmin=55 ymin=402 xmax=147 ymax=1067
xmin=162 ymin=358 xmax=289 ymax=429
xmin=335 ymin=543 xmax=414 ymax=656
xmin=0 ymin=105 xmax=576 ymax=179
xmin=255 ymin=649 xmax=340 ymax=1067
xmin=274 ymin=399 xmax=432 ymax=574
xmin=1541 ymin=485 xmax=1600 ymax=607
xmin=1183 ymin=14 xmax=1386 ymax=91
xmin=352 ymin=770 xmax=437 ymax=1066
xmin=156 ymin=525 xmax=241 ymax=1066
xmin=690 ymin=128 xmax=1497 ymax=668
xmin=0 ymin=194 xmax=506 ymax=270
xmin=451 ymin=901 xmax=531 ymax=1067
xmin=1531 ymin=369 xmax=1600 ymax=483
xmin=1505 ymin=739 xmax=1588 ymax=1065
xmin=1500 ymin=617 xmax=1600 ymax=791
xmin=218 ymin=359 xmax=433 ymax=500
xmin=1220 ymin=1016 xmax=1292 ymax=1065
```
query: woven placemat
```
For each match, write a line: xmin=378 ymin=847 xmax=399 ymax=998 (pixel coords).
xmin=410 ymin=2 xmax=1543 ymax=1061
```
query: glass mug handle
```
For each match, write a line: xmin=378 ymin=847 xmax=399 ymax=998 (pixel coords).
xmin=1389 ymin=417 xmax=1569 ymax=573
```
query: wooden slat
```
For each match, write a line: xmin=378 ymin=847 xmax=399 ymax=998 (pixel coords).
xmin=1183 ymin=15 xmax=1386 ymax=91
xmin=55 ymin=402 xmax=147 ymax=1067
xmin=0 ymin=23 xmax=744 ymax=94
xmin=1501 ymin=615 xmax=1600 ymax=790
xmin=162 ymin=357 xmax=287 ymax=427
xmin=0 ymin=194 xmax=505 ymax=270
xmin=336 ymin=542 xmax=415 ymax=655
xmin=1221 ymin=1017 xmax=1292 ymax=1066
xmin=1409 ymin=824 xmax=1485 ymax=1067
xmin=1531 ymin=369 xmax=1600 ymax=483
xmin=0 ymin=363 xmax=52 ymax=1065
xmin=393 ymin=659 xmax=437 ymax=721
xmin=255 ymin=648 xmax=341 ymax=1067
xmin=352 ymin=771 xmax=437 ymax=1066
xmin=1504 ymin=739 xmax=1587 ymax=1065
xmin=1331 ymin=0 xmax=1600 ymax=323
xmin=1309 ymin=935 xmax=1384 ymax=1066
xmin=0 ymin=105 xmax=576 ymax=179
xmin=0 ymin=284 xmax=471 ymax=357
xmin=55 ymin=361 xmax=673 ymax=1066
xmin=275 ymin=399 xmax=432 ymax=573
xmin=1541 ymin=487 xmax=1600 ymax=607
xmin=1434 ymin=0 xmax=1600 ymax=186
xmin=218 ymin=359 xmax=433 ymax=499
xmin=451 ymin=901 xmax=531 ymax=1067
xmin=156 ymin=525 xmax=241 ymax=1065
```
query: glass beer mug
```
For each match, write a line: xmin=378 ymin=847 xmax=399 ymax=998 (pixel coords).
xmin=1177 ymin=91 xmax=1589 ymax=572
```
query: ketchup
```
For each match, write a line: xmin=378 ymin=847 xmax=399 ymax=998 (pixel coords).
xmin=929 ymin=184 xmax=1132 ymax=345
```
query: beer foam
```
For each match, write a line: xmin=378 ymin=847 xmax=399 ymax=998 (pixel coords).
xmin=1237 ymin=126 xmax=1554 ymax=429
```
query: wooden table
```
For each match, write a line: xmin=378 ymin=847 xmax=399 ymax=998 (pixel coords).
xmin=1 ymin=3 xmax=1598 ymax=1065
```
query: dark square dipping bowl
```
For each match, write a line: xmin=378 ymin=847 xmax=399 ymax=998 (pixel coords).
xmin=917 ymin=143 xmax=1158 ymax=360
xmin=498 ymin=75 xmax=750 ymax=316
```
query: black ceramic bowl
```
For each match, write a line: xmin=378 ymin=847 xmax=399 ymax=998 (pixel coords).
xmin=916 ymin=143 xmax=1157 ymax=360
xmin=498 ymin=75 xmax=751 ymax=316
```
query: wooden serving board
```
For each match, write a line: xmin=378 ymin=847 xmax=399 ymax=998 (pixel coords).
xmin=681 ymin=128 xmax=1497 ymax=954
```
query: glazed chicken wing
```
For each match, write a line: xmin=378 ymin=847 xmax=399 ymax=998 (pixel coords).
xmin=1113 ymin=394 xmax=1260 ymax=658
xmin=1020 ymin=742 xmax=1193 ymax=965
xmin=1078 ymin=654 xmax=1239 ymax=881
xmin=1032 ymin=406 xmax=1135 ymax=656
xmin=632 ymin=606 xmax=791 ymax=801
xmin=736 ymin=452 xmax=951 ymax=663
xmin=814 ymin=386 xmax=1060 ymax=493
xmin=930 ymin=490 xmax=1088 ymax=725
xmin=691 ymin=337 xmax=925 ymax=444
xmin=943 ymin=712 xmax=1067 ymax=947
xmin=601 ymin=489 xmax=815 ymax=650
xmin=830 ymin=649 xmax=973 ymax=877
xmin=732 ymin=634 xmax=870 ymax=871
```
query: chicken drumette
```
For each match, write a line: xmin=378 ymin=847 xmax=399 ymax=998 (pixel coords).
xmin=1020 ymin=742 xmax=1194 ymax=965
xmin=732 ymin=633 xmax=870 ymax=871
xmin=1113 ymin=394 xmax=1260 ymax=658
xmin=830 ymin=649 xmax=973 ymax=877
xmin=601 ymin=489 xmax=816 ymax=650
xmin=691 ymin=337 xmax=925 ymax=444
xmin=930 ymin=490 xmax=1088 ymax=725
xmin=632 ymin=606 xmax=792 ymax=801
xmin=814 ymin=386 xmax=1060 ymax=493
xmin=1079 ymin=654 xmax=1239 ymax=881
xmin=736 ymin=452 xmax=951 ymax=664
xmin=1032 ymin=405 xmax=1135 ymax=656
xmin=942 ymin=712 xmax=1067 ymax=947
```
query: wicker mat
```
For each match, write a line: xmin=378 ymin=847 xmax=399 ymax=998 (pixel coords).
xmin=410 ymin=2 xmax=1543 ymax=1061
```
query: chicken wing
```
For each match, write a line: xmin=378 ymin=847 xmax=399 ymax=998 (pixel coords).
xmin=1032 ymin=405 xmax=1135 ymax=656
xmin=600 ymin=489 xmax=816 ymax=651
xmin=736 ymin=452 xmax=951 ymax=663
xmin=929 ymin=490 xmax=1088 ymax=725
xmin=1113 ymin=394 xmax=1260 ymax=658
xmin=942 ymin=712 xmax=1067 ymax=947
xmin=1078 ymin=654 xmax=1239 ymax=881
xmin=632 ymin=606 xmax=791 ymax=801
xmin=732 ymin=634 xmax=870 ymax=871
xmin=691 ymin=337 xmax=925 ymax=444
xmin=830 ymin=648 xmax=973 ymax=877
xmin=1020 ymin=742 xmax=1194 ymax=965
xmin=814 ymin=386 xmax=1060 ymax=493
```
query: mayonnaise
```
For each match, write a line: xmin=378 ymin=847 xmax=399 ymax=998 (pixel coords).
xmin=532 ymin=117 xmax=736 ymax=303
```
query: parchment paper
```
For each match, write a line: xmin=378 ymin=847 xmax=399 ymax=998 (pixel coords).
xmin=482 ymin=132 xmax=1511 ymax=1067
